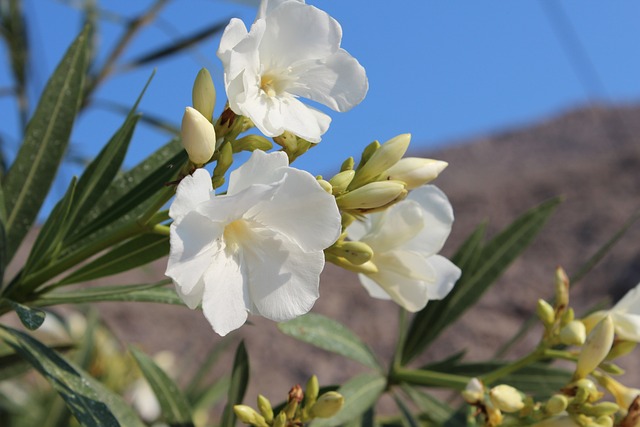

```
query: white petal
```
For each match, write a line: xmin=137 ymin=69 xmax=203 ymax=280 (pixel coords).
xmin=289 ymin=49 xmax=368 ymax=112
xmin=174 ymin=277 xmax=204 ymax=309
xmin=346 ymin=217 xmax=369 ymax=242
xmin=359 ymin=200 xmax=424 ymax=253
xmin=242 ymin=227 xmax=321 ymax=321
xmin=276 ymin=96 xmax=330 ymax=143
xmin=259 ymin=2 xmax=341 ymax=68
xmin=235 ymin=89 xmax=286 ymax=137
xmin=227 ymin=150 xmax=288 ymax=195
xmin=366 ymin=266 xmax=430 ymax=313
xmin=613 ymin=283 xmax=640 ymax=315
xmin=201 ymin=250 xmax=250 ymax=336
xmin=424 ymin=255 xmax=462 ymax=300
xmin=257 ymin=0 xmax=304 ymax=20
xmin=358 ymin=274 xmax=392 ymax=300
xmin=404 ymin=185 xmax=454 ymax=255
xmin=169 ymin=169 xmax=212 ymax=222
xmin=166 ymin=212 xmax=223 ymax=295
xmin=248 ymin=167 xmax=341 ymax=252
xmin=220 ymin=19 xmax=264 ymax=83
xmin=217 ymin=18 xmax=249 ymax=73
xmin=612 ymin=312 xmax=640 ymax=342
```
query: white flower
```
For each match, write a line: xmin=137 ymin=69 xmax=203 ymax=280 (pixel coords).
xmin=347 ymin=186 xmax=461 ymax=312
xmin=166 ymin=150 xmax=341 ymax=336
xmin=217 ymin=0 xmax=368 ymax=143
xmin=582 ymin=283 xmax=640 ymax=342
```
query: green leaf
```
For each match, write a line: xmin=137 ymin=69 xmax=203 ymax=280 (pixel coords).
xmin=187 ymin=337 xmax=234 ymax=398
xmin=278 ymin=313 xmax=381 ymax=370
xmin=191 ymin=375 xmax=231 ymax=413
xmin=2 ymin=24 xmax=90 ymax=263
xmin=1 ymin=0 xmax=29 ymax=128
xmin=130 ymin=347 xmax=194 ymax=426
xmin=400 ymin=385 xmax=461 ymax=426
xmin=221 ymin=341 xmax=249 ymax=427
xmin=402 ymin=198 xmax=561 ymax=364
xmin=393 ymin=392 xmax=420 ymax=427
xmin=32 ymin=281 xmax=183 ymax=307
xmin=6 ymin=299 xmax=45 ymax=330
xmin=57 ymin=233 xmax=168 ymax=286
xmin=311 ymin=373 xmax=386 ymax=427
xmin=0 ymin=325 xmax=146 ymax=427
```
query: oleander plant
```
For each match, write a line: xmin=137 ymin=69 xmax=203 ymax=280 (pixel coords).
xmin=0 ymin=1 xmax=639 ymax=426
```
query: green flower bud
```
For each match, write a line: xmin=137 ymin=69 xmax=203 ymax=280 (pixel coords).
xmin=489 ymin=384 xmax=525 ymax=413
xmin=329 ymin=170 xmax=356 ymax=194
xmin=596 ymin=374 xmax=640 ymax=410
xmin=572 ymin=378 xmax=601 ymax=403
xmin=310 ymin=392 xmax=344 ymax=419
xmin=234 ymin=405 xmax=268 ymax=427
xmin=341 ymin=157 xmax=355 ymax=172
xmin=575 ymin=316 xmax=615 ymax=380
xmin=559 ymin=320 xmax=587 ymax=346
xmin=273 ymin=131 xmax=298 ymax=151
xmin=232 ymin=135 xmax=273 ymax=153
xmin=606 ymin=341 xmax=636 ymax=361
xmin=555 ymin=267 xmax=570 ymax=311
xmin=325 ymin=253 xmax=379 ymax=275
xmin=273 ymin=412 xmax=287 ymax=427
xmin=181 ymin=107 xmax=216 ymax=165
xmin=357 ymin=141 xmax=380 ymax=170
xmin=531 ymin=416 xmax=580 ymax=427
xmin=328 ymin=241 xmax=374 ymax=265
xmin=316 ymin=178 xmax=332 ymax=194
xmin=337 ymin=181 xmax=406 ymax=212
xmin=561 ymin=307 xmax=575 ymax=326
xmin=593 ymin=415 xmax=613 ymax=427
xmin=537 ymin=299 xmax=556 ymax=326
xmin=350 ymin=134 xmax=410 ymax=189
xmin=192 ymin=68 xmax=215 ymax=121
xmin=546 ymin=395 xmax=569 ymax=415
xmin=583 ymin=402 xmax=619 ymax=417
xmin=257 ymin=395 xmax=273 ymax=423
xmin=381 ymin=157 xmax=448 ymax=189
xmin=212 ymin=141 xmax=233 ymax=189
xmin=305 ymin=375 xmax=320 ymax=409
xmin=462 ymin=378 xmax=485 ymax=404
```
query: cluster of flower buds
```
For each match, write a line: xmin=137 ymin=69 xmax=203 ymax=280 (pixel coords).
xmin=181 ymin=68 xmax=217 ymax=166
xmin=463 ymin=378 xmax=527 ymax=427
xmin=234 ymin=376 xmax=343 ymax=427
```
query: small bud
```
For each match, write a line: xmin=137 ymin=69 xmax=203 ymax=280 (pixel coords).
xmin=324 ymin=253 xmax=379 ymax=275
xmin=570 ymin=379 xmax=601 ymax=403
xmin=583 ymin=402 xmax=619 ymax=417
xmin=316 ymin=179 xmax=333 ymax=194
xmin=305 ymin=375 xmax=320 ymax=409
xmin=555 ymin=267 xmax=570 ymax=312
xmin=382 ymin=157 xmax=448 ymax=189
xmin=341 ymin=157 xmax=355 ymax=172
xmin=596 ymin=375 xmax=640 ymax=410
xmin=272 ymin=412 xmax=287 ymax=427
xmin=337 ymin=181 xmax=406 ymax=211
xmin=606 ymin=340 xmax=636 ymax=361
xmin=489 ymin=385 xmax=525 ymax=413
xmin=192 ymin=68 xmax=215 ymax=121
xmin=284 ymin=385 xmax=303 ymax=419
xmin=329 ymin=170 xmax=356 ymax=194
xmin=350 ymin=134 xmax=410 ymax=189
xmin=181 ymin=107 xmax=216 ymax=165
xmin=537 ymin=299 xmax=556 ymax=326
xmin=357 ymin=141 xmax=381 ymax=170
xmin=232 ymin=135 xmax=273 ymax=153
xmin=310 ymin=392 xmax=344 ymax=418
xmin=234 ymin=405 xmax=268 ymax=427
xmin=575 ymin=316 xmax=615 ymax=379
xmin=559 ymin=320 xmax=587 ymax=346
xmin=328 ymin=241 xmax=374 ymax=265
xmin=212 ymin=141 xmax=233 ymax=188
xmin=257 ymin=395 xmax=273 ymax=423
xmin=593 ymin=416 xmax=613 ymax=427
xmin=546 ymin=395 xmax=569 ymax=415
xmin=462 ymin=378 xmax=485 ymax=404
xmin=561 ymin=307 xmax=575 ymax=326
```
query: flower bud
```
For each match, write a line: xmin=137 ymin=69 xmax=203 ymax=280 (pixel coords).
xmin=341 ymin=156 xmax=354 ymax=171
xmin=532 ymin=416 xmax=580 ymax=427
xmin=272 ymin=412 xmax=287 ymax=427
xmin=213 ymin=141 xmax=233 ymax=187
xmin=329 ymin=170 xmax=355 ymax=194
xmin=181 ymin=106 xmax=216 ymax=165
xmin=305 ymin=375 xmax=320 ymax=409
xmin=232 ymin=134 xmax=273 ymax=153
xmin=489 ymin=384 xmax=525 ymax=413
xmin=555 ymin=267 xmax=570 ymax=312
xmin=575 ymin=316 xmax=615 ymax=379
xmin=234 ymin=405 xmax=268 ymax=427
xmin=325 ymin=253 xmax=379 ymax=275
xmin=462 ymin=378 xmax=485 ymax=404
xmin=546 ymin=395 xmax=569 ymax=415
xmin=310 ymin=392 xmax=344 ymax=418
xmin=350 ymin=134 xmax=410 ymax=189
xmin=192 ymin=68 xmax=215 ymax=121
xmin=596 ymin=375 xmax=640 ymax=410
xmin=257 ymin=395 xmax=273 ymax=423
xmin=593 ymin=416 xmax=613 ymax=427
xmin=570 ymin=379 xmax=601 ymax=403
xmin=583 ymin=402 xmax=619 ymax=417
xmin=329 ymin=241 xmax=374 ymax=265
xmin=382 ymin=157 xmax=448 ymax=189
xmin=337 ymin=181 xmax=406 ymax=211
xmin=316 ymin=179 xmax=332 ymax=194
xmin=559 ymin=320 xmax=587 ymax=346
xmin=606 ymin=341 xmax=636 ymax=361
xmin=537 ymin=299 xmax=556 ymax=326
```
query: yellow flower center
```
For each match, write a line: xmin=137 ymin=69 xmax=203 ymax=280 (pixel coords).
xmin=223 ymin=219 xmax=251 ymax=253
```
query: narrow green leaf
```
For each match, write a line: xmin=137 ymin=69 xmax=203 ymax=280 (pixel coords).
xmin=0 ymin=326 xmax=146 ymax=427
xmin=393 ymin=392 xmax=420 ymax=427
xmin=402 ymin=198 xmax=561 ymax=364
xmin=2 ymin=24 xmax=90 ymax=263
xmin=6 ymin=299 xmax=45 ymax=330
xmin=191 ymin=375 xmax=231 ymax=413
xmin=187 ymin=337 xmax=234 ymax=398
xmin=2 ymin=0 xmax=29 ymax=128
xmin=32 ymin=281 xmax=183 ymax=307
xmin=311 ymin=373 xmax=386 ymax=427
xmin=221 ymin=341 xmax=249 ymax=427
xmin=130 ymin=347 xmax=193 ymax=426
xmin=278 ymin=313 xmax=381 ymax=370
xmin=58 ymin=233 xmax=168 ymax=286
xmin=401 ymin=385 xmax=460 ymax=426
xmin=22 ymin=177 xmax=77 ymax=277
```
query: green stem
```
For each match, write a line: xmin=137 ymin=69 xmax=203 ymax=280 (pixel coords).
xmin=152 ymin=224 xmax=170 ymax=236
xmin=390 ymin=367 xmax=471 ymax=390
xmin=480 ymin=347 xmax=546 ymax=385
xmin=390 ymin=308 xmax=408 ymax=374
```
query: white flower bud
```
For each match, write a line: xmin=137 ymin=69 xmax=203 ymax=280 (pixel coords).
xmin=462 ymin=378 xmax=485 ymax=404
xmin=596 ymin=375 xmax=640 ymax=410
xmin=545 ymin=395 xmax=569 ymax=415
xmin=575 ymin=316 xmax=615 ymax=379
xmin=559 ymin=320 xmax=587 ymax=346
xmin=181 ymin=106 xmax=216 ymax=165
xmin=489 ymin=384 xmax=525 ymax=413
xmin=337 ymin=181 xmax=406 ymax=211
xmin=350 ymin=134 xmax=410 ymax=188
xmin=192 ymin=68 xmax=215 ymax=121
xmin=537 ymin=299 xmax=556 ymax=326
xmin=329 ymin=170 xmax=355 ymax=194
xmin=382 ymin=157 xmax=448 ymax=189
xmin=310 ymin=392 xmax=344 ymax=418
xmin=316 ymin=179 xmax=333 ymax=194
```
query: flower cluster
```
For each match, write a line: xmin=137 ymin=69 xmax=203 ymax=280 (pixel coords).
xmin=166 ymin=0 xmax=460 ymax=335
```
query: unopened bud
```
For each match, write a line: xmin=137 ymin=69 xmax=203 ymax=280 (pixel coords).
xmin=329 ymin=241 xmax=374 ymax=265
xmin=531 ymin=416 xmax=580 ymax=427
xmin=233 ymin=135 xmax=273 ymax=153
xmin=546 ymin=395 xmax=569 ymax=415
xmin=181 ymin=107 xmax=216 ymax=165
xmin=213 ymin=141 xmax=233 ymax=186
xmin=606 ymin=341 xmax=636 ymax=361
xmin=559 ymin=320 xmax=587 ymax=346
xmin=462 ymin=378 xmax=485 ymax=404
xmin=341 ymin=157 xmax=354 ymax=172
xmin=357 ymin=141 xmax=380 ymax=170
xmin=571 ymin=379 xmax=601 ymax=403
xmin=329 ymin=170 xmax=356 ymax=194
xmin=489 ymin=384 xmax=525 ymax=413
xmin=382 ymin=157 xmax=448 ymax=189
xmin=305 ymin=375 xmax=319 ymax=409
xmin=273 ymin=131 xmax=298 ymax=152
xmin=325 ymin=252 xmax=379 ymax=275
xmin=337 ymin=181 xmax=406 ymax=211
xmin=316 ymin=179 xmax=332 ymax=194
xmin=310 ymin=392 xmax=344 ymax=419
xmin=575 ymin=316 xmax=615 ymax=379
xmin=192 ymin=68 xmax=215 ymax=121
xmin=555 ymin=267 xmax=570 ymax=311
xmin=350 ymin=134 xmax=410 ymax=189
xmin=284 ymin=385 xmax=303 ymax=419
xmin=594 ymin=415 xmax=613 ymax=427
xmin=234 ymin=405 xmax=268 ymax=427
xmin=537 ymin=299 xmax=556 ymax=326
xmin=596 ymin=375 xmax=640 ymax=410
xmin=561 ymin=307 xmax=575 ymax=326
xmin=583 ymin=402 xmax=619 ymax=417
xmin=257 ymin=395 xmax=273 ymax=423
xmin=272 ymin=412 xmax=287 ymax=427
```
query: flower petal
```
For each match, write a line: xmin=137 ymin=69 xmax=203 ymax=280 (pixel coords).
xmin=248 ymin=167 xmax=341 ymax=252
xmin=242 ymin=227 xmax=321 ymax=321
xmin=289 ymin=48 xmax=368 ymax=112
xmin=275 ymin=97 xmax=331 ymax=143
xmin=174 ymin=276 xmax=204 ymax=309
xmin=201 ymin=250 xmax=250 ymax=336
xmin=403 ymin=185 xmax=455 ymax=255
xmin=358 ymin=200 xmax=424 ymax=253
xmin=227 ymin=150 xmax=288 ymax=195
xmin=613 ymin=283 xmax=640 ymax=315
xmin=257 ymin=0 xmax=304 ymax=20
xmin=358 ymin=274 xmax=392 ymax=300
xmin=612 ymin=312 xmax=640 ymax=342
xmin=169 ymin=169 xmax=212 ymax=222
xmin=423 ymin=254 xmax=462 ymax=300
xmin=217 ymin=18 xmax=249 ymax=74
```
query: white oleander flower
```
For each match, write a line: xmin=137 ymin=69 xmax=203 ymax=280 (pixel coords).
xmin=217 ymin=0 xmax=368 ymax=142
xmin=582 ymin=283 xmax=640 ymax=342
xmin=347 ymin=186 xmax=461 ymax=312
xmin=166 ymin=150 xmax=341 ymax=336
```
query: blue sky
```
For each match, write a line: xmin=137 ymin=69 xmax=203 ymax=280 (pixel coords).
xmin=2 ymin=1 xmax=640 ymax=202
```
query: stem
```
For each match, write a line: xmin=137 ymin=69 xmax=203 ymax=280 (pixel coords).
xmin=389 ymin=308 xmax=408 ymax=375
xmin=480 ymin=347 xmax=546 ymax=385
xmin=152 ymin=224 xmax=170 ymax=236
xmin=390 ymin=367 xmax=471 ymax=390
